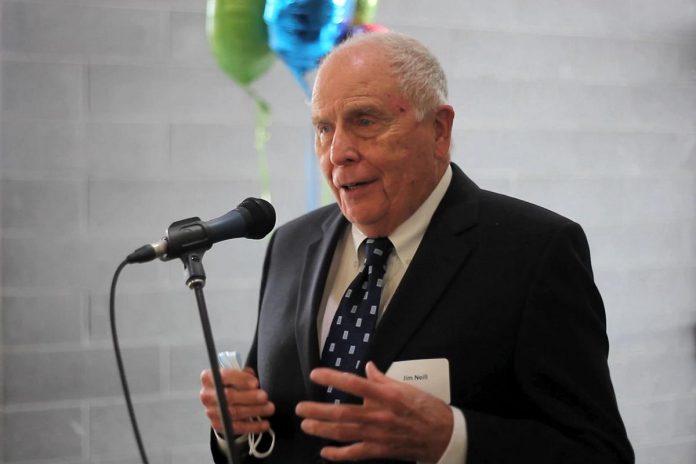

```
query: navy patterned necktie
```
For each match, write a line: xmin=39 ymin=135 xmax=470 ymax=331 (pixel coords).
xmin=321 ymin=237 xmax=394 ymax=404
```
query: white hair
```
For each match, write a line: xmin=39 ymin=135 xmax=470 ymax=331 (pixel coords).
xmin=316 ymin=31 xmax=448 ymax=120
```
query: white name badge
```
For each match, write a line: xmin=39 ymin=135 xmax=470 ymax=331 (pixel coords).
xmin=385 ymin=358 xmax=451 ymax=404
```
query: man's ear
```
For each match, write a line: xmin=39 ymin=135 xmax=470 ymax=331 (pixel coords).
xmin=433 ymin=105 xmax=455 ymax=159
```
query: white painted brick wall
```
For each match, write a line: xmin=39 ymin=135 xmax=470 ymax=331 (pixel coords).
xmin=1 ymin=0 xmax=695 ymax=462
xmin=0 ymin=0 xmax=4 ymax=454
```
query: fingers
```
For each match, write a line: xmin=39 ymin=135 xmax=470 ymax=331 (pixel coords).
xmin=364 ymin=361 xmax=389 ymax=383
xmin=202 ymin=392 xmax=275 ymax=435
xmin=298 ymin=412 xmax=419 ymax=462
xmin=200 ymin=382 xmax=274 ymax=416
xmin=308 ymin=363 xmax=404 ymax=407
xmin=200 ymin=368 xmax=259 ymax=389
xmin=200 ymin=370 xmax=269 ymax=405
xmin=299 ymin=415 xmax=402 ymax=443
xmin=296 ymin=398 xmax=407 ymax=445
xmin=296 ymin=401 xmax=394 ymax=425
xmin=299 ymin=362 xmax=454 ymax=462
xmin=229 ymin=396 xmax=276 ymax=418
xmin=199 ymin=368 xmax=275 ymax=435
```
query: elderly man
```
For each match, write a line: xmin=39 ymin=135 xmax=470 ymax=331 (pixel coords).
xmin=200 ymin=32 xmax=633 ymax=464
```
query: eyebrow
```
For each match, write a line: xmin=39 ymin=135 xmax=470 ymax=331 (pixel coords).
xmin=311 ymin=105 xmax=388 ymax=126
xmin=345 ymin=106 xmax=384 ymax=118
xmin=311 ymin=110 xmax=328 ymax=125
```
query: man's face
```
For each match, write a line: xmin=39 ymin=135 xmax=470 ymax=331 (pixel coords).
xmin=311 ymin=46 xmax=453 ymax=237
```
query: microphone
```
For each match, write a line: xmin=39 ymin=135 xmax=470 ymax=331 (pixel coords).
xmin=127 ymin=197 xmax=275 ymax=264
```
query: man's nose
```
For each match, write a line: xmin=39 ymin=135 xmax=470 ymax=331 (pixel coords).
xmin=329 ymin=126 xmax=359 ymax=165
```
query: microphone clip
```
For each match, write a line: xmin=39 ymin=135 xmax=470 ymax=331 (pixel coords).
xmin=181 ymin=249 xmax=207 ymax=289
xmin=160 ymin=216 xmax=212 ymax=262
xmin=164 ymin=217 xmax=214 ymax=288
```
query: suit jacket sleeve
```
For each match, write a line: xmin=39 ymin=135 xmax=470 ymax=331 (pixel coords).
xmin=208 ymin=232 xmax=274 ymax=464
xmin=464 ymin=222 xmax=633 ymax=463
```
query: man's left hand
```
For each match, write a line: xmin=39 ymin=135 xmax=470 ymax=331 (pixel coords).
xmin=296 ymin=361 xmax=453 ymax=462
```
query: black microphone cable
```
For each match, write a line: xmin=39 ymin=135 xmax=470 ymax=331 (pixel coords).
xmin=110 ymin=259 xmax=149 ymax=464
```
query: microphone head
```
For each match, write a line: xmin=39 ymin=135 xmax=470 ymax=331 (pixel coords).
xmin=238 ymin=197 xmax=276 ymax=239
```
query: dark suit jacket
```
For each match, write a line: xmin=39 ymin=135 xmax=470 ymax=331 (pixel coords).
xmin=212 ymin=163 xmax=633 ymax=463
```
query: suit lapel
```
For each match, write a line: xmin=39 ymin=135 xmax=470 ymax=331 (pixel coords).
xmin=293 ymin=164 xmax=480 ymax=390
xmin=294 ymin=207 xmax=347 ymax=400
xmin=369 ymin=165 xmax=481 ymax=370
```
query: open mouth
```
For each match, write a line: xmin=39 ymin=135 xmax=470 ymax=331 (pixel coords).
xmin=341 ymin=180 xmax=372 ymax=191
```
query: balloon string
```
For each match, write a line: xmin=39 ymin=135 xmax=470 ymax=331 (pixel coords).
xmin=291 ymin=69 xmax=320 ymax=211
xmin=245 ymin=87 xmax=272 ymax=203
xmin=291 ymin=68 xmax=312 ymax=99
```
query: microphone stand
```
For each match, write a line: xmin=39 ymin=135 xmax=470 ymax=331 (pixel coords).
xmin=180 ymin=249 xmax=241 ymax=464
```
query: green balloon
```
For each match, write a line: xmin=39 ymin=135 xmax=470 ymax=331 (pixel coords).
xmin=353 ymin=0 xmax=379 ymax=25
xmin=207 ymin=0 xmax=275 ymax=87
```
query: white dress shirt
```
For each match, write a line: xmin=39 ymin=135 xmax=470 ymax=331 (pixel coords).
xmin=317 ymin=165 xmax=468 ymax=464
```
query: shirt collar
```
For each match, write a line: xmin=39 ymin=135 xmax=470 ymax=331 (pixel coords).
xmin=349 ymin=165 xmax=453 ymax=265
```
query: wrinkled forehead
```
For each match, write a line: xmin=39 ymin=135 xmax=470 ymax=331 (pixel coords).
xmin=312 ymin=46 xmax=398 ymax=106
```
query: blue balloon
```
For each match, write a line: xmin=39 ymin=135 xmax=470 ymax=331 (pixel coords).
xmin=264 ymin=0 xmax=356 ymax=96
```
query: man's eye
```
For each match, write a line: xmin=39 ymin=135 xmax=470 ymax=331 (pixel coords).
xmin=356 ymin=118 xmax=373 ymax=127
xmin=317 ymin=125 xmax=331 ymax=135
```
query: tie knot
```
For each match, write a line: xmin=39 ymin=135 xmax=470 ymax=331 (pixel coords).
xmin=363 ymin=237 xmax=393 ymax=268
